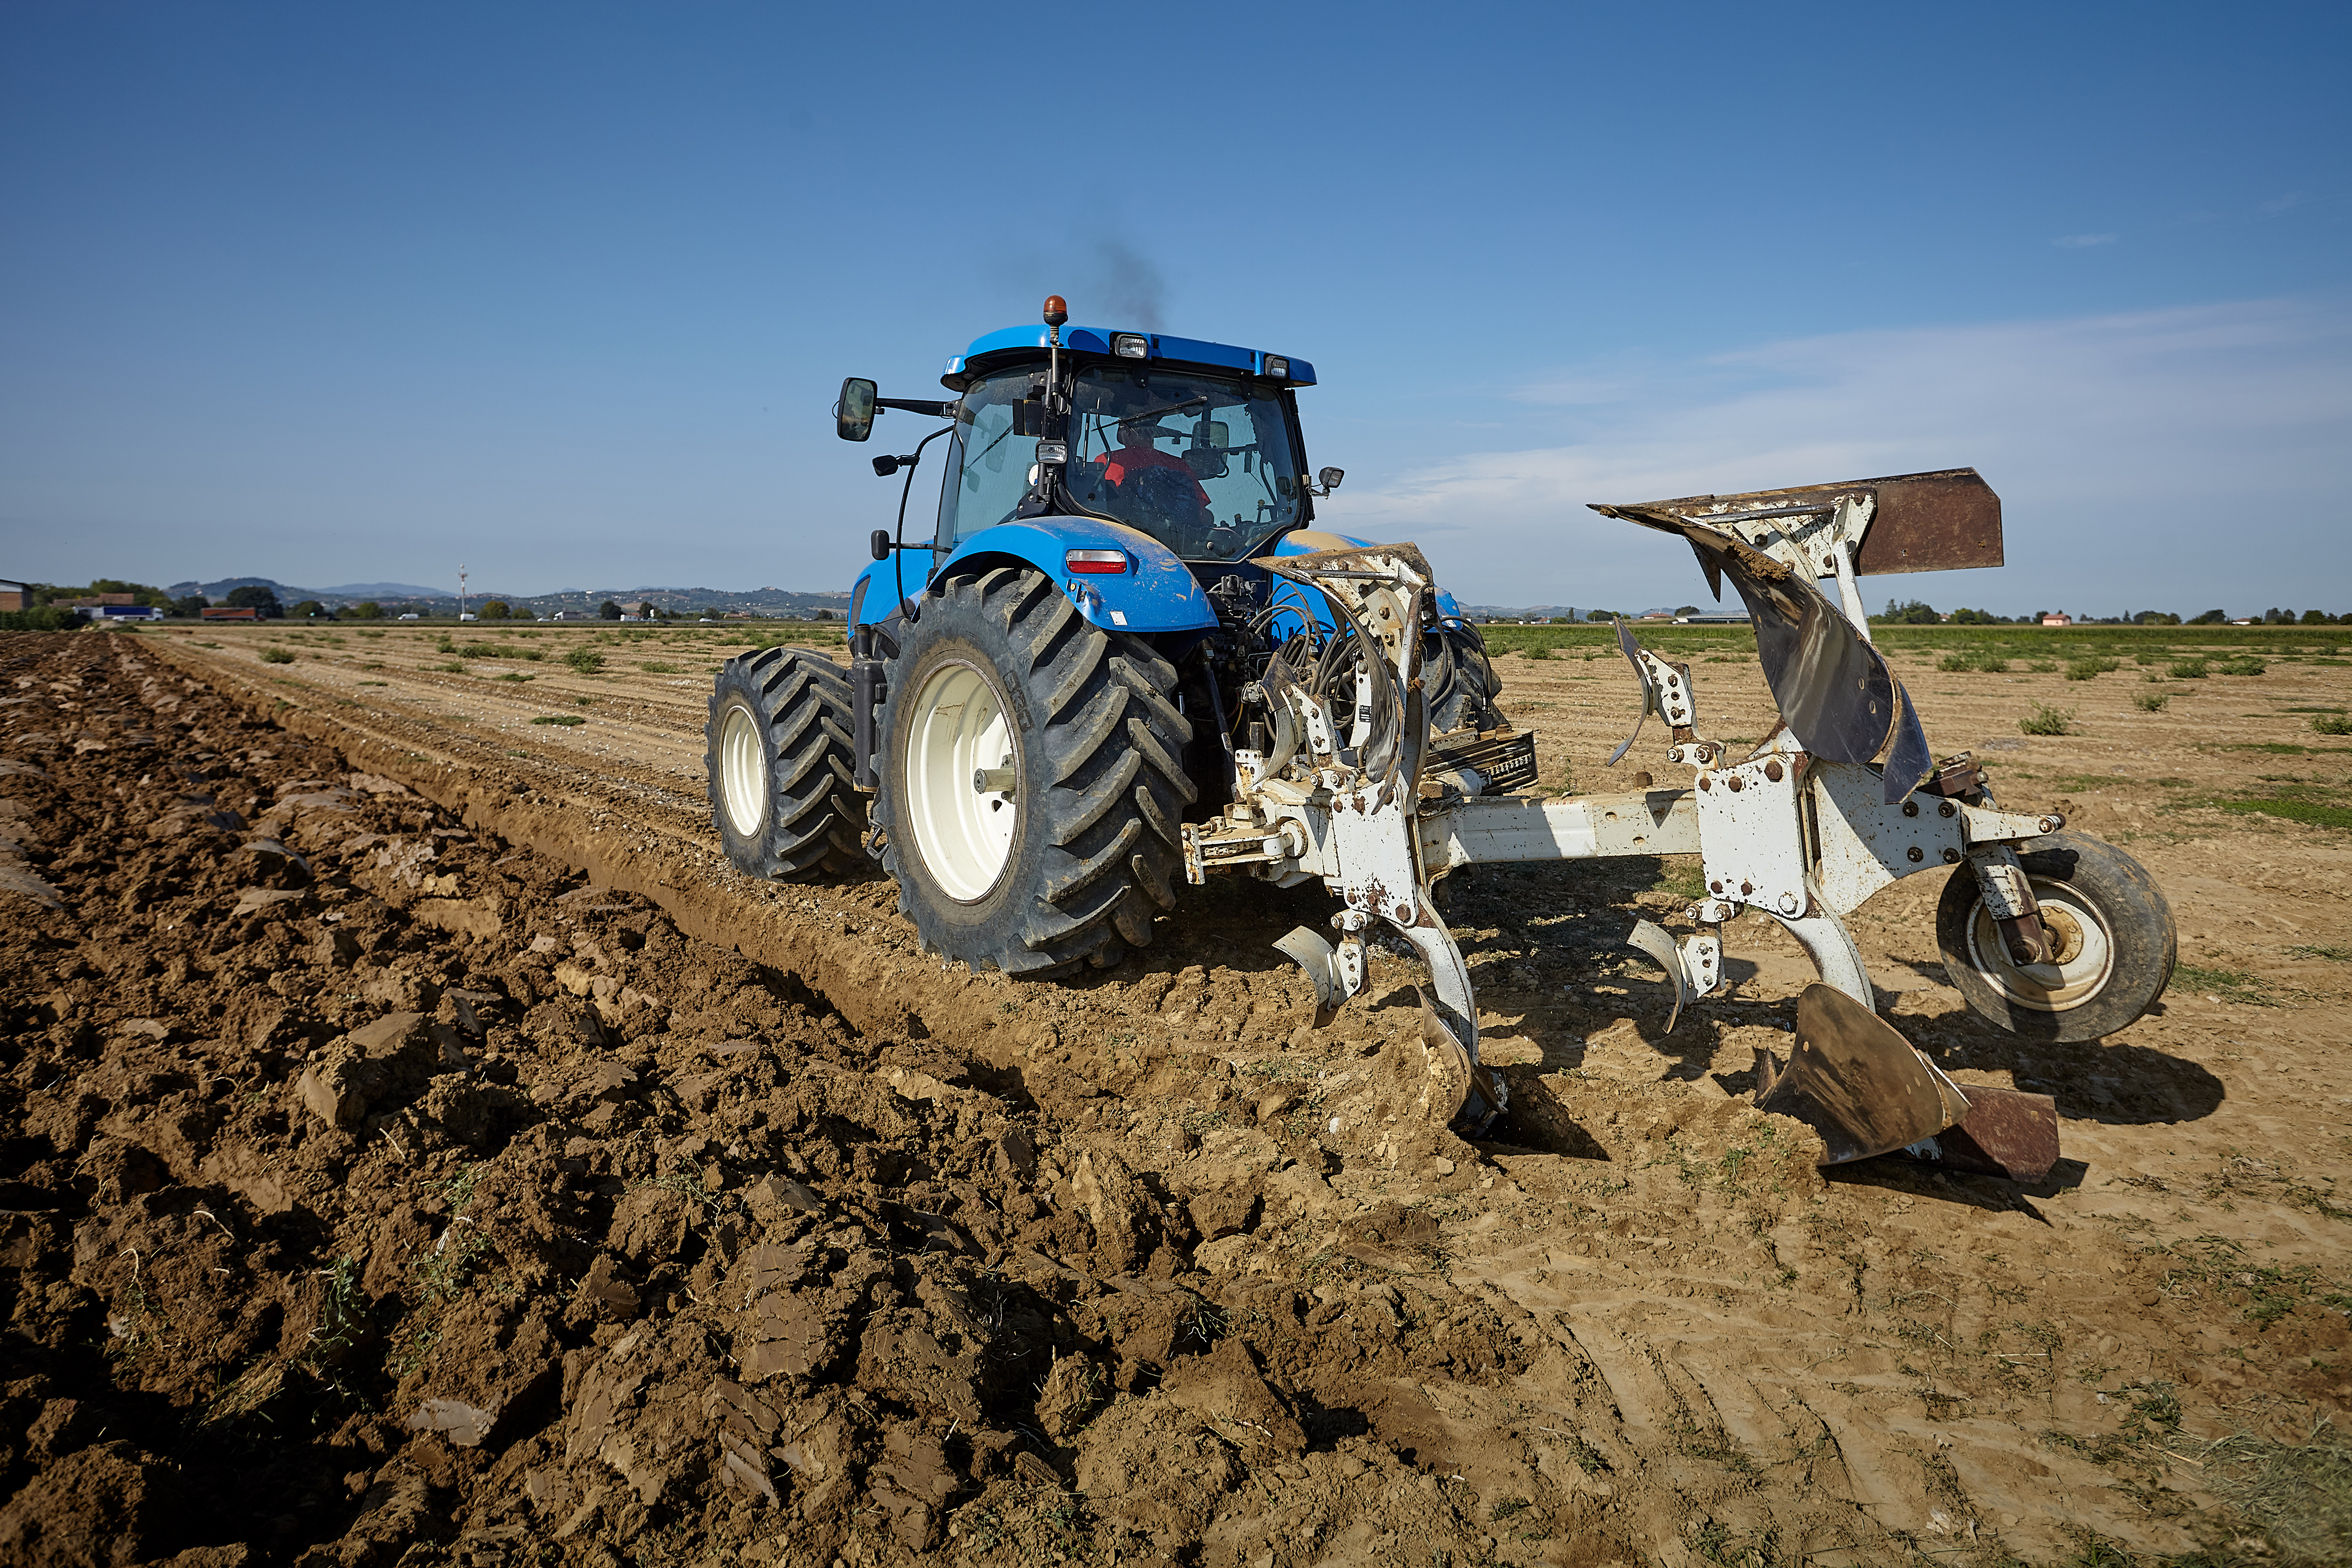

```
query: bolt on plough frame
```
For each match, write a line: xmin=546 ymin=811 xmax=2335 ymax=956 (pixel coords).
xmin=1184 ymin=469 xmax=2162 ymax=1179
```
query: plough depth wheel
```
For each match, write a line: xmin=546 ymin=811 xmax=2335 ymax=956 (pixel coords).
xmin=1936 ymin=831 xmax=2176 ymax=1042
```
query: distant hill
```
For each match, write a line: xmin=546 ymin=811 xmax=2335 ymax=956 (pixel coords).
xmin=313 ymin=581 xmax=451 ymax=600
xmin=167 ymin=576 xmax=448 ymax=603
xmin=163 ymin=576 xmax=851 ymax=618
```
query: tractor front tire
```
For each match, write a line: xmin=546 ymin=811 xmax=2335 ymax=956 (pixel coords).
xmin=706 ymin=648 xmax=865 ymax=879
xmin=873 ymin=567 xmax=1194 ymax=976
xmin=1935 ymin=831 xmax=2176 ymax=1042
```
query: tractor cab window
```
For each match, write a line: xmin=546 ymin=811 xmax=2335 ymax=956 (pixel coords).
xmin=1065 ymin=366 xmax=1304 ymax=561
xmin=936 ymin=373 xmax=1041 ymax=547
xmin=936 ymin=363 xmax=1308 ymax=561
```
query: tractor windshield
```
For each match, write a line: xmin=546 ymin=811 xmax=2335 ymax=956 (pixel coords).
xmin=937 ymin=363 xmax=1308 ymax=561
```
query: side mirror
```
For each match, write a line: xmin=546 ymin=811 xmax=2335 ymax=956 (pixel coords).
xmin=837 ymin=378 xmax=877 ymax=442
xmin=1318 ymin=466 xmax=1344 ymax=491
xmin=871 ymin=530 xmax=893 ymax=561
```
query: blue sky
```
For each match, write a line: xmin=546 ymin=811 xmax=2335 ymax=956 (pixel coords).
xmin=3 ymin=3 xmax=2345 ymax=615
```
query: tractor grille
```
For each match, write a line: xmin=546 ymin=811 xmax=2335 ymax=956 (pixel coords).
xmin=1430 ymin=727 xmax=1538 ymax=794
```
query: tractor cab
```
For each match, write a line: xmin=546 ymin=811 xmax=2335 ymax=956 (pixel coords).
xmin=936 ymin=324 xmax=1327 ymax=565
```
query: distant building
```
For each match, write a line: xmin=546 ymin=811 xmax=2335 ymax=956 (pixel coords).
xmin=2040 ymin=612 xmax=2072 ymax=627
xmin=201 ymin=606 xmax=261 ymax=621
xmin=62 ymin=593 xmax=136 ymax=608
xmin=0 ymin=580 xmax=28 ymax=612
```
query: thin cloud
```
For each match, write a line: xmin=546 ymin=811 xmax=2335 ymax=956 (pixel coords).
xmin=1319 ymin=297 xmax=2352 ymax=614
xmin=2052 ymin=233 xmax=2119 ymax=249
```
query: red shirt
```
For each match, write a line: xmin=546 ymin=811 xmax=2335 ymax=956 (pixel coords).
xmin=1093 ymin=442 xmax=1210 ymax=508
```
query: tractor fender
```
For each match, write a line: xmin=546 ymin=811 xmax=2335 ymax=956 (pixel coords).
xmin=854 ymin=519 xmax=1218 ymax=637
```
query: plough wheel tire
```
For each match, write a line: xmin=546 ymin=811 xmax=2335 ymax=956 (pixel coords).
xmin=874 ymin=566 xmax=1194 ymax=977
xmin=705 ymin=648 xmax=866 ymax=879
xmin=1935 ymin=831 xmax=2176 ymax=1043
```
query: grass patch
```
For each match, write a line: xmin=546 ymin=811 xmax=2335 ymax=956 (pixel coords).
xmin=2027 ymin=659 xmax=2058 ymax=673
xmin=2019 ymin=702 xmax=2074 ymax=736
xmin=2224 ymin=797 xmax=2352 ymax=831
xmin=2193 ymin=1423 xmax=2352 ymax=1565
xmin=357 ymin=680 xmax=388 ymax=686
xmin=2215 ymin=656 xmax=2268 ymax=675
xmin=2065 ymin=657 xmax=2121 ymax=680
xmin=2132 ymin=692 xmax=2170 ymax=712
xmin=1649 ymin=859 xmax=1706 ymax=901
xmin=640 ymin=660 xmax=678 ymax=673
xmin=2288 ymin=944 xmax=2351 ymax=961
xmin=565 ymin=648 xmax=605 ymax=675
xmin=495 ymin=673 xmax=534 ymax=683
xmin=2169 ymin=658 xmax=2210 ymax=678
xmin=457 ymin=642 xmax=515 ymax=659
xmin=2312 ymin=715 xmax=2352 ymax=736
xmin=258 ymin=647 xmax=295 ymax=664
xmin=2171 ymin=963 xmax=2276 ymax=1006
xmin=531 ymin=714 xmax=587 ymax=726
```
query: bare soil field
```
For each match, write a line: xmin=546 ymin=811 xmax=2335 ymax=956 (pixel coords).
xmin=3 ymin=619 xmax=2346 ymax=1568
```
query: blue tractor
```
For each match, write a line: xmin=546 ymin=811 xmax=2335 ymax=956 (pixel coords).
xmin=706 ymin=295 xmax=1507 ymax=976
xmin=704 ymin=297 xmax=2175 ymax=1164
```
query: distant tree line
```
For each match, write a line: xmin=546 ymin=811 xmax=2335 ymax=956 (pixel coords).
xmin=1875 ymin=599 xmax=2346 ymax=626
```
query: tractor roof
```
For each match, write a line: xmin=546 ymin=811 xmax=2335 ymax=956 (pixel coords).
xmin=943 ymin=324 xmax=1316 ymax=391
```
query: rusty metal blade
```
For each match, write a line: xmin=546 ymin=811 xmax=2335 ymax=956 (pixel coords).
xmin=1754 ymin=984 xmax=1957 ymax=1165
xmin=1902 ymin=1086 xmax=2061 ymax=1183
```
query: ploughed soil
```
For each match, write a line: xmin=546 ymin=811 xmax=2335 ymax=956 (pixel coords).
xmin=2 ymin=624 xmax=2347 ymax=1568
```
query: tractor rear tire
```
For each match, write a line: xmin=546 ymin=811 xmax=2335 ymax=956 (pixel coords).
xmin=706 ymin=647 xmax=865 ymax=879
xmin=1424 ymin=619 xmax=1506 ymax=734
xmin=873 ymin=566 xmax=1194 ymax=976
xmin=1935 ymin=831 xmax=2176 ymax=1042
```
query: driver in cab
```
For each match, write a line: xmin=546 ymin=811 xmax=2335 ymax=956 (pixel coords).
xmin=1092 ymin=415 xmax=1211 ymax=512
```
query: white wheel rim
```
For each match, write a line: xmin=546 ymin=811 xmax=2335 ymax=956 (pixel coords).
xmin=904 ymin=658 xmax=1019 ymax=902
xmin=718 ymin=701 xmax=768 ymax=839
xmin=1964 ymin=877 xmax=2114 ymax=1012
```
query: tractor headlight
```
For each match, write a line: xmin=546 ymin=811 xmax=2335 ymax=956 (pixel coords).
xmin=1112 ymin=334 xmax=1148 ymax=359
xmin=1264 ymin=356 xmax=1289 ymax=380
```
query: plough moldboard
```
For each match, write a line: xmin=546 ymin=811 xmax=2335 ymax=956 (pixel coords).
xmin=1181 ymin=470 xmax=2094 ymax=1182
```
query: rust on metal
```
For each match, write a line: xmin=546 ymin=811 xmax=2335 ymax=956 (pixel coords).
xmin=1589 ymin=467 xmax=2003 ymax=575
xmin=1855 ymin=469 xmax=2003 ymax=575
xmin=1903 ymin=1086 xmax=2060 ymax=1183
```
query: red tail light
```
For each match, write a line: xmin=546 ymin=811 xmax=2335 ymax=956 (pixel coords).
xmin=1065 ymin=550 xmax=1129 ymax=575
